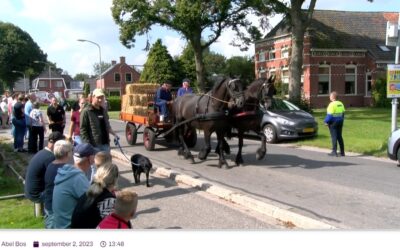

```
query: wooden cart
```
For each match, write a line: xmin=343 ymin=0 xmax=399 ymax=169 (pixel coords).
xmin=120 ymin=84 xmax=197 ymax=151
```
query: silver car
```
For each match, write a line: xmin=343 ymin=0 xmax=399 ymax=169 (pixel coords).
xmin=261 ymin=98 xmax=318 ymax=143
xmin=387 ymin=129 xmax=400 ymax=165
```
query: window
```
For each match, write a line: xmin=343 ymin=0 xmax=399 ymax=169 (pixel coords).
xmin=318 ymin=66 xmax=330 ymax=95
xmin=268 ymin=69 xmax=276 ymax=79
xmin=281 ymin=67 xmax=289 ymax=84
xmin=258 ymin=51 xmax=265 ymax=62
xmin=38 ymin=81 xmax=47 ymax=88
xmin=55 ymin=81 xmax=64 ymax=88
xmin=366 ymin=73 xmax=372 ymax=96
xmin=378 ymin=45 xmax=390 ymax=52
xmin=345 ymin=66 xmax=356 ymax=94
xmin=114 ymin=73 xmax=121 ymax=82
xmin=268 ymin=49 xmax=276 ymax=60
xmin=125 ymin=73 xmax=132 ymax=82
xmin=109 ymin=90 xmax=120 ymax=96
xmin=281 ymin=46 xmax=289 ymax=58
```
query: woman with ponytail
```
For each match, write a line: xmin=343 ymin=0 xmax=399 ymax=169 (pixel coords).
xmin=70 ymin=163 xmax=119 ymax=228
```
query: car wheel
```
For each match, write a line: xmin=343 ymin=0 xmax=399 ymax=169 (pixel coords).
xmin=396 ymin=147 xmax=400 ymax=166
xmin=263 ymin=124 xmax=277 ymax=143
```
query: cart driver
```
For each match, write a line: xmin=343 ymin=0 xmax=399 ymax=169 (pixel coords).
xmin=155 ymin=80 xmax=173 ymax=121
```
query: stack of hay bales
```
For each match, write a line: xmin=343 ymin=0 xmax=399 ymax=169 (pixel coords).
xmin=121 ymin=83 xmax=160 ymax=116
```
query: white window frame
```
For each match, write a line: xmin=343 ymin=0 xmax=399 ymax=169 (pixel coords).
xmin=345 ymin=65 xmax=357 ymax=95
xmin=125 ymin=73 xmax=132 ymax=83
xmin=38 ymin=81 xmax=47 ymax=88
xmin=281 ymin=46 xmax=289 ymax=58
xmin=258 ymin=51 xmax=265 ymax=62
xmin=365 ymin=72 xmax=372 ymax=97
xmin=268 ymin=68 xmax=276 ymax=79
xmin=268 ymin=49 xmax=276 ymax=61
xmin=318 ymin=65 xmax=331 ymax=96
xmin=281 ymin=67 xmax=289 ymax=84
xmin=54 ymin=81 xmax=64 ymax=88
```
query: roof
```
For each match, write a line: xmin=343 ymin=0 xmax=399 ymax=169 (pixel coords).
xmin=262 ymin=10 xmax=398 ymax=61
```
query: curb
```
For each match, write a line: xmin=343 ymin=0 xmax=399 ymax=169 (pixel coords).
xmin=111 ymin=150 xmax=337 ymax=229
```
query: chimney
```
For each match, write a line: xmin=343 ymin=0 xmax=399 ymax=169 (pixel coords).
xmin=120 ymin=56 xmax=125 ymax=64
xmin=111 ymin=60 xmax=116 ymax=65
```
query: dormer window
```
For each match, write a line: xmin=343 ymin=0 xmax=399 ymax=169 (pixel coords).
xmin=377 ymin=45 xmax=390 ymax=52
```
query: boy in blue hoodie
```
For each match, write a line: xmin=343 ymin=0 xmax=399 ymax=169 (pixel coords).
xmin=52 ymin=143 xmax=96 ymax=228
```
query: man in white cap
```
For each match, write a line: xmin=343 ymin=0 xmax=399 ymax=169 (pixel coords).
xmin=80 ymin=88 xmax=118 ymax=153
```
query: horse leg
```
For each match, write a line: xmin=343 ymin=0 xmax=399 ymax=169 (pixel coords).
xmin=256 ymin=131 xmax=267 ymax=160
xmin=235 ymin=131 xmax=244 ymax=166
xmin=215 ymin=137 xmax=230 ymax=155
xmin=198 ymin=130 xmax=211 ymax=160
xmin=216 ymin=131 xmax=229 ymax=169
xmin=177 ymin=126 xmax=194 ymax=163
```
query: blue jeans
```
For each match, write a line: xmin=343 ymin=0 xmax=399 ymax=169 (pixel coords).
xmin=12 ymin=118 xmax=26 ymax=149
xmin=156 ymin=101 xmax=169 ymax=117
xmin=328 ymin=120 xmax=344 ymax=155
xmin=44 ymin=209 xmax=54 ymax=229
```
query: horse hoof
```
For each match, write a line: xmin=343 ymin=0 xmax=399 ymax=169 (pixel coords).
xmin=256 ymin=149 xmax=266 ymax=160
xmin=198 ymin=151 xmax=207 ymax=160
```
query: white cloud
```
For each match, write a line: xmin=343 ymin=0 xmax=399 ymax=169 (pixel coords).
xmin=163 ymin=35 xmax=185 ymax=57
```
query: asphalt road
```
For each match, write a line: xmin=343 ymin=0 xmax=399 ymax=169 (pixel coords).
xmin=115 ymin=158 xmax=283 ymax=229
xmin=107 ymin=118 xmax=400 ymax=229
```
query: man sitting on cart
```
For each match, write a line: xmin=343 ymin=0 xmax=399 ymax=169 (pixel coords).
xmin=155 ymin=80 xmax=173 ymax=121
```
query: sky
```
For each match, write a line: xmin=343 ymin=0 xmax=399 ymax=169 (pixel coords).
xmin=1 ymin=0 xmax=400 ymax=77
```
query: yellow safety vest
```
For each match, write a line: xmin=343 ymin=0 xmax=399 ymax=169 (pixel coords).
xmin=327 ymin=100 xmax=345 ymax=117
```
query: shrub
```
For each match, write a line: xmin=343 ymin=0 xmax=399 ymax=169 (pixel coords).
xmin=372 ymin=75 xmax=391 ymax=108
xmin=107 ymin=96 xmax=121 ymax=111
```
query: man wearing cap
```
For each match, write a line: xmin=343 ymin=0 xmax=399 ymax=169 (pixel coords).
xmin=52 ymin=143 xmax=95 ymax=228
xmin=155 ymin=80 xmax=173 ymax=120
xmin=80 ymin=88 xmax=118 ymax=152
xmin=24 ymin=131 xmax=65 ymax=203
xmin=177 ymin=78 xmax=193 ymax=97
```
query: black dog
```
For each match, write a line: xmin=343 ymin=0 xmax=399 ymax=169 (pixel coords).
xmin=131 ymin=154 xmax=152 ymax=187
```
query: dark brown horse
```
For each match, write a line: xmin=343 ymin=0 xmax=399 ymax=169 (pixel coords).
xmin=172 ymin=77 xmax=245 ymax=169
xmin=217 ymin=76 xmax=276 ymax=166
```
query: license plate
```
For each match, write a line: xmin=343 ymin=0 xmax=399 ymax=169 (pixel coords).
xmin=303 ymin=128 xmax=314 ymax=133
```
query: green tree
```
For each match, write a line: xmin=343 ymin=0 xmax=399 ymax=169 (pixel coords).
xmin=74 ymin=73 xmax=90 ymax=81
xmin=111 ymin=0 xmax=270 ymax=91
xmin=0 ymin=22 xmax=46 ymax=90
xmin=139 ymin=39 xmax=178 ymax=85
xmin=223 ymin=56 xmax=254 ymax=86
xmin=93 ymin=62 xmax=111 ymax=77
xmin=83 ymin=82 xmax=91 ymax=97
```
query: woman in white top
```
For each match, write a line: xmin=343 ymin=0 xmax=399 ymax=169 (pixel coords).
xmin=29 ymin=102 xmax=46 ymax=152
xmin=0 ymin=98 xmax=8 ymax=129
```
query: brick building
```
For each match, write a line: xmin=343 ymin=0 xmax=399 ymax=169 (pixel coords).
xmin=97 ymin=56 xmax=141 ymax=96
xmin=255 ymin=10 xmax=398 ymax=108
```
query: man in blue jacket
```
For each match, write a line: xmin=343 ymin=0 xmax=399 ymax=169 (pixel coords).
xmin=155 ymin=80 xmax=173 ymax=121
xmin=52 ymin=143 xmax=96 ymax=228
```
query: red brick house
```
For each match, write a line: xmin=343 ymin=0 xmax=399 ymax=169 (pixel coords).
xmin=255 ymin=10 xmax=398 ymax=108
xmin=31 ymin=69 xmax=67 ymax=97
xmin=97 ymin=56 xmax=141 ymax=96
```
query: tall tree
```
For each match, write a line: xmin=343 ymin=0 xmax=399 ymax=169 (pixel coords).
xmin=0 ymin=22 xmax=46 ymax=89
xmin=139 ymin=39 xmax=178 ymax=84
xmin=74 ymin=73 xmax=90 ymax=81
xmin=224 ymin=56 xmax=255 ymax=86
xmin=111 ymin=0 xmax=271 ymax=91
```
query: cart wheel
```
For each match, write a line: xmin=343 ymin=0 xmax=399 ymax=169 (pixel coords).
xmin=125 ymin=123 xmax=137 ymax=145
xmin=184 ymin=128 xmax=197 ymax=148
xmin=143 ymin=127 xmax=156 ymax=151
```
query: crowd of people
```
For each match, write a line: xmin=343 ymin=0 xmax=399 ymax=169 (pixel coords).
xmin=5 ymin=79 xmax=194 ymax=229
xmin=0 ymin=88 xmax=137 ymax=229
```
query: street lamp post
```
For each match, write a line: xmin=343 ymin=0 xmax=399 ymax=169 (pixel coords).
xmin=77 ymin=39 xmax=102 ymax=88
xmin=12 ymin=70 xmax=26 ymax=94
xmin=34 ymin=60 xmax=52 ymax=90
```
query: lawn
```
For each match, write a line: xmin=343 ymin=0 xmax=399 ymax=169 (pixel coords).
xmin=294 ymin=107 xmax=393 ymax=157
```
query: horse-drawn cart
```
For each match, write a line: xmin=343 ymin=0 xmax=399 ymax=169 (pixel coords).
xmin=120 ymin=83 xmax=197 ymax=151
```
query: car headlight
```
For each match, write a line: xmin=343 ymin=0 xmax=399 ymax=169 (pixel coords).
xmin=276 ymin=117 xmax=295 ymax=126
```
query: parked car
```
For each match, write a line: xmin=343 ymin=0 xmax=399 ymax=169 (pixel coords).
xmin=387 ymin=129 xmax=400 ymax=165
xmin=261 ymin=98 xmax=318 ymax=143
